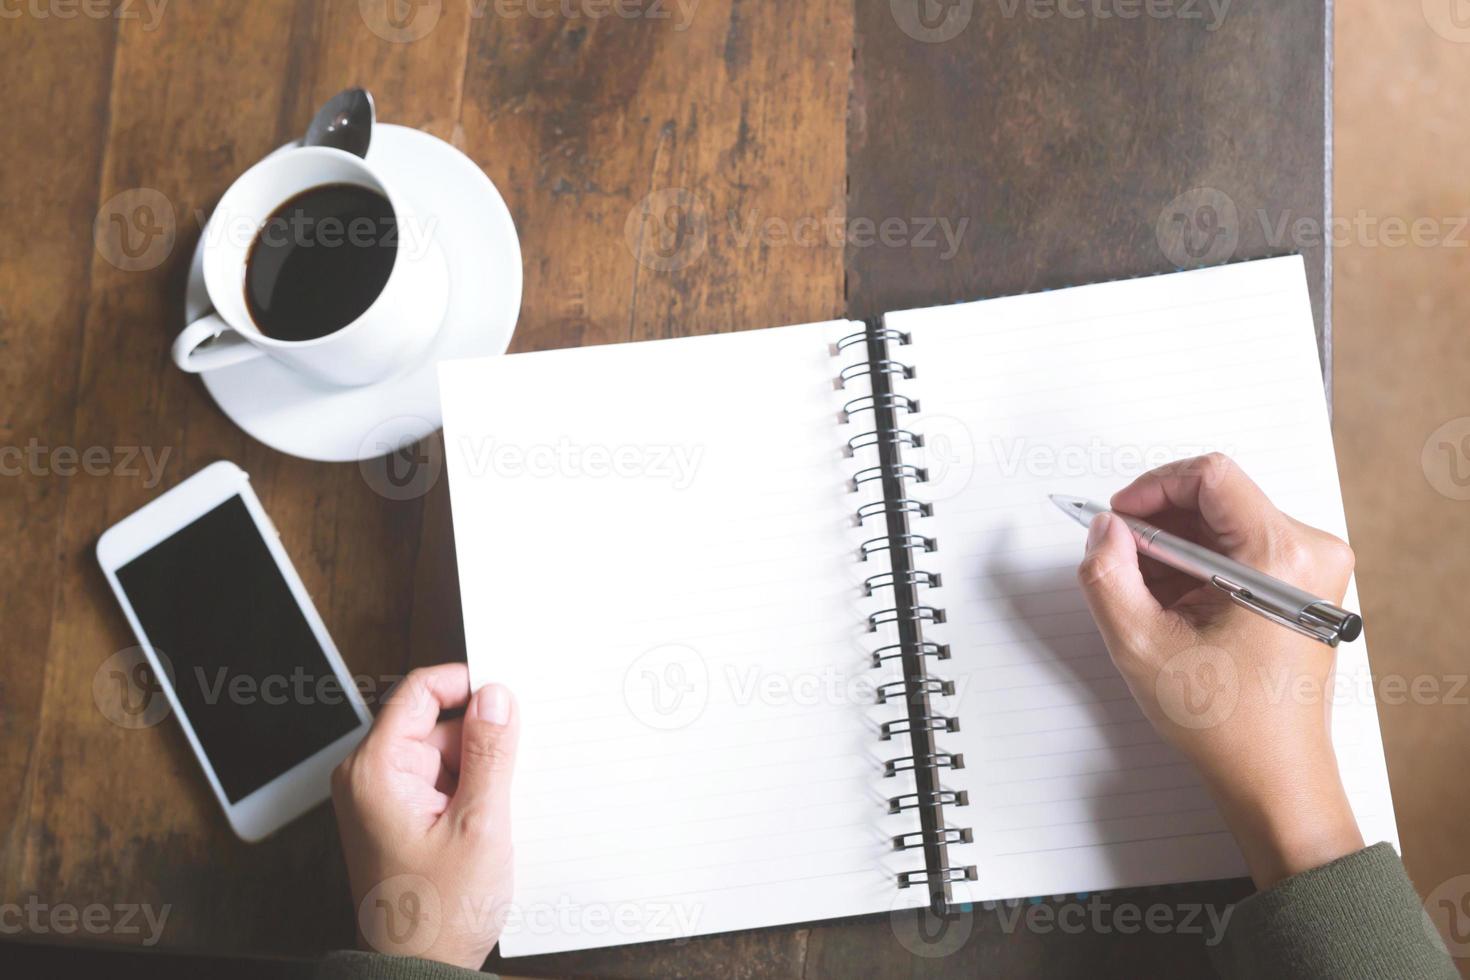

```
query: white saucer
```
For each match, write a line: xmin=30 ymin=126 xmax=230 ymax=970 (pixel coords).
xmin=185 ymin=124 xmax=521 ymax=463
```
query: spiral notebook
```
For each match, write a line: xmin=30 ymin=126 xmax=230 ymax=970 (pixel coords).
xmin=438 ymin=255 xmax=1397 ymax=958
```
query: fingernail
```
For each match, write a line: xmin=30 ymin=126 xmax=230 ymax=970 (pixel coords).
xmin=1086 ymin=512 xmax=1112 ymax=552
xmin=476 ymin=684 xmax=511 ymax=726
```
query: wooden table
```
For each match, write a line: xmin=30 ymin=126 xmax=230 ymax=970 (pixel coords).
xmin=1 ymin=1 xmax=1327 ymax=976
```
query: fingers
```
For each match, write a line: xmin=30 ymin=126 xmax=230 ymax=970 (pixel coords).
xmin=373 ymin=664 xmax=472 ymax=742
xmin=1076 ymin=513 xmax=1172 ymax=657
xmin=1111 ymin=453 xmax=1279 ymax=554
xmin=445 ymin=684 xmax=518 ymax=839
xmin=425 ymin=717 xmax=464 ymax=774
xmin=1281 ymin=515 xmax=1358 ymax=599
xmin=1110 ymin=454 xmax=1356 ymax=595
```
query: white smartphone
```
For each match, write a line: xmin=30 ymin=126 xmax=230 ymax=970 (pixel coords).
xmin=96 ymin=460 xmax=371 ymax=842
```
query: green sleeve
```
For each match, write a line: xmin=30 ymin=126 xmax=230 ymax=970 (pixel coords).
xmin=1211 ymin=842 xmax=1457 ymax=980
xmin=314 ymin=950 xmax=487 ymax=979
xmin=315 ymin=844 xmax=1460 ymax=979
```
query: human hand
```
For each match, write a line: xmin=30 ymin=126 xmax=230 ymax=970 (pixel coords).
xmin=331 ymin=663 xmax=518 ymax=969
xmin=1074 ymin=453 xmax=1364 ymax=889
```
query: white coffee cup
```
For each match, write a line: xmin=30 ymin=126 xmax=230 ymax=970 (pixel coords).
xmin=172 ymin=146 xmax=448 ymax=387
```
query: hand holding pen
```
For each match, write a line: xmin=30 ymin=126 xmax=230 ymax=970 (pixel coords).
xmin=1052 ymin=494 xmax=1362 ymax=647
xmin=1063 ymin=453 xmax=1365 ymax=891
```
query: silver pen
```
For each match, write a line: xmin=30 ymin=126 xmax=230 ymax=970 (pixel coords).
xmin=1049 ymin=495 xmax=1363 ymax=647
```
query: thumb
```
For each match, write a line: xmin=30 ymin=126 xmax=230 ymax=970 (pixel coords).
xmin=447 ymin=683 xmax=518 ymax=833
xmin=1076 ymin=513 xmax=1168 ymax=657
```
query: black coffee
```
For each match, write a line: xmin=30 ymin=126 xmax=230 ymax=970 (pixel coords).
xmin=245 ymin=183 xmax=398 ymax=342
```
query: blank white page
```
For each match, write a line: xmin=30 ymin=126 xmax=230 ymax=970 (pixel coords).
xmin=887 ymin=256 xmax=1398 ymax=902
xmin=439 ymin=320 xmax=929 ymax=957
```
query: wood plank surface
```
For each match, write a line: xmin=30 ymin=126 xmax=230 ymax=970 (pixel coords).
xmin=821 ymin=5 xmax=1325 ymax=975
xmin=0 ymin=0 xmax=120 ymax=907
xmin=848 ymin=0 xmax=1331 ymax=375
xmin=2 ymin=0 xmax=478 ymax=957
xmin=0 ymin=0 xmax=1326 ymax=975
xmin=460 ymin=5 xmax=851 ymax=971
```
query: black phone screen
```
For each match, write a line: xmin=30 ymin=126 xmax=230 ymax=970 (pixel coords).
xmin=115 ymin=495 xmax=362 ymax=802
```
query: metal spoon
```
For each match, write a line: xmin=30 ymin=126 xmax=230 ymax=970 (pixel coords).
xmin=303 ymin=88 xmax=375 ymax=158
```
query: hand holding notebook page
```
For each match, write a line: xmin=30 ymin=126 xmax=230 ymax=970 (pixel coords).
xmin=437 ymin=254 xmax=1396 ymax=957
xmin=441 ymin=320 xmax=935 ymax=955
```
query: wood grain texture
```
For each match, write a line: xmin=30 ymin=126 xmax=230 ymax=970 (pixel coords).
xmin=455 ymin=4 xmax=852 ymax=971
xmin=0 ymin=0 xmax=119 ymax=904
xmin=0 ymin=0 xmax=1327 ymax=975
xmin=2 ymin=0 xmax=478 ymax=957
xmin=1334 ymin=5 xmax=1470 ymax=978
xmin=847 ymin=0 xmax=1330 ymax=374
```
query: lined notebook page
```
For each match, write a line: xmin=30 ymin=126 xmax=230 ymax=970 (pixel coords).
xmin=439 ymin=321 xmax=927 ymax=958
xmin=889 ymin=255 xmax=1398 ymax=902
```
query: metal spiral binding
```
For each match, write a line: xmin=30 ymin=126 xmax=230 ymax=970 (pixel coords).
xmin=888 ymin=789 xmax=969 ymax=813
xmin=845 ymin=428 xmax=923 ymax=457
xmin=864 ymin=570 xmax=941 ymax=596
xmin=868 ymin=605 xmax=945 ymax=631
xmin=898 ymin=867 xmax=979 ymax=889
xmin=856 ymin=499 xmax=932 ymax=527
xmin=875 ymin=678 xmax=956 ymax=703
xmin=894 ymin=827 xmax=974 ymax=849
xmin=834 ymin=320 xmax=974 ymax=913
xmin=871 ymin=640 xmax=949 ymax=666
xmin=850 ymin=462 xmax=927 ymax=490
xmin=858 ymin=533 xmax=934 ymax=561
xmin=839 ymin=392 xmax=919 ymax=423
xmin=885 ymin=751 xmax=964 ymax=776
